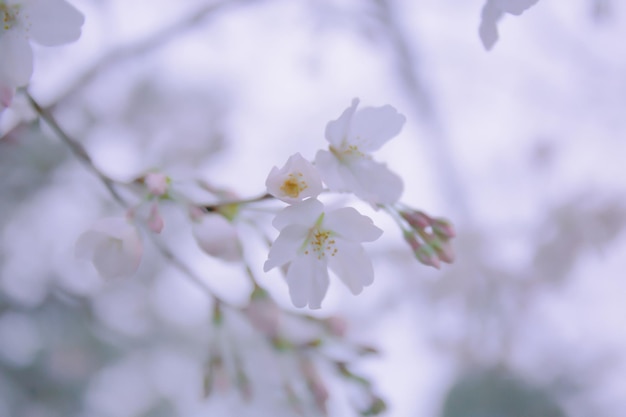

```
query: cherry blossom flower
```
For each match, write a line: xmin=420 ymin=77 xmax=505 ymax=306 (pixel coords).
xmin=314 ymin=98 xmax=405 ymax=205
xmin=266 ymin=152 xmax=323 ymax=204
xmin=75 ymin=217 xmax=143 ymax=279
xmin=0 ymin=0 xmax=84 ymax=90
xmin=479 ymin=0 xmax=541 ymax=50
xmin=264 ymin=198 xmax=382 ymax=309
xmin=192 ymin=212 xmax=242 ymax=262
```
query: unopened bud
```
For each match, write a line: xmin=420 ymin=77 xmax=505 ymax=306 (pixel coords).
xmin=0 ymin=85 xmax=14 ymax=109
xmin=415 ymin=244 xmax=441 ymax=269
xmin=325 ymin=316 xmax=348 ymax=337
xmin=403 ymin=231 xmax=420 ymax=252
xmin=244 ymin=293 xmax=281 ymax=338
xmin=203 ymin=355 xmax=229 ymax=397
xmin=301 ymin=359 xmax=329 ymax=415
xmin=431 ymin=217 xmax=455 ymax=239
xmin=431 ymin=238 xmax=455 ymax=264
xmin=147 ymin=202 xmax=164 ymax=233
xmin=400 ymin=210 xmax=431 ymax=230
xmin=144 ymin=172 xmax=169 ymax=196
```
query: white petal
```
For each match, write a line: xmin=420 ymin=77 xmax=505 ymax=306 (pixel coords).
xmin=349 ymin=105 xmax=406 ymax=152
xmin=324 ymin=208 xmax=382 ymax=242
xmin=192 ymin=214 xmax=242 ymax=262
xmin=479 ymin=0 xmax=503 ymax=50
xmin=264 ymin=225 xmax=309 ymax=271
xmin=272 ymin=198 xmax=324 ymax=230
xmin=315 ymin=149 xmax=351 ymax=192
xmin=25 ymin=0 xmax=85 ymax=46
xmin=324 ymin=98 xmax=359 ymax=148
xmin=285 ymin=254 xmax=329 ymax=309
xmin=348 ymin=158 xmax=404 ymax=204
xmin=495 ymin=0 xmax=540 ymax=15
xmin=74 ymin=230 xmax=102 ymax=260
xmin=91 ymin=238 xmax=127 ymax=278
xmin=90 ymin=217 xmax=135 ymax=240
xmin=328 ymin=240 xmax=374 ymax=295
xmin=265 ymin=153 xmax=323 ymax=203
xmin=75 ymin=217 xmax=142 ymax=279
xmin=0 ymin=33 xmax=33 ymax=87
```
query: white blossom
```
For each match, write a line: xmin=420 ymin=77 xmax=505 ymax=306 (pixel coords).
xmin=75 ymin=217 xmax=143 ymax=279
xmin=266 ymin=152 xmax=323 ymax=204
xmin=479 ymin=0 xmax=541 ymax=50
xmin=264 ymin=198 xmax=382 ymax=309
xmin=0 ymin=0 xmax=84 ymax=90
xmin=315 ymin=98 xmax=405 ymax=205
xmin=192 ymin=213 xmax=242 ymax=262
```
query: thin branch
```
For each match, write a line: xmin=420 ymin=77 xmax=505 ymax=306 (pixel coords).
xmin=374 ymin=0 xmax=472 ymax=222
xmin=26 ymin=91 xmax=218 ymax=302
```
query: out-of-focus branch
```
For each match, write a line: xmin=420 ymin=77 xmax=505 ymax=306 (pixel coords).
xmin=26 ymin=91 xmax=220 ymax=303
xmin=373 ymin=0 xmax=472 ymax=221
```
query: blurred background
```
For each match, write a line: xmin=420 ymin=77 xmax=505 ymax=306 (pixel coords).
xmin=1 ymin=0 xmax=626 ymax=416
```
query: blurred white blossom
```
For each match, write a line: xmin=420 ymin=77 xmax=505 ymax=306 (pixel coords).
xmin=75 ymin=217 xmax=143 ymax=279
xmin=264 ymin=198 xmax=382 ymax=309
xmin=192 ymin=212 xmax=242 ymax=262
xmin=0 ymin=0 xmax=84 ymax=91
xmin=266 ymin=152 xmax=323 ymax=204
xmin=315 ymin=98 xmax=405 ymax=205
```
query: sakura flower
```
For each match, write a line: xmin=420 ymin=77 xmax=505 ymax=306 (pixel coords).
xmin=479 ymin=0 xmax=541 ymax=50
xmin=264 ymin=198 xmax=382 ymax=309
xmin=315 ymin=98 xmax=405 ymax=205
xmin=75 ymin=217 xmax=142 ymax=279
xmin=192 ymin=212 xmax=242 ymax=262
xmin=266 ymin=152 xmax=323 ymax=204
xmin=0 ymin=0 xmax=84 ymax=90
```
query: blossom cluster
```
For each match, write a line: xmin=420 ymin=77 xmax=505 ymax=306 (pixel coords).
xmin=1 ymin=0 xmax=456 ymax=310
xmin=263 ymin=98 xmax=406 ymax=308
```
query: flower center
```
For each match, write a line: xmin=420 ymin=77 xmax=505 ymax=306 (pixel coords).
xmin=0 ymin=3 xmax=20 ymax=32
xmin=303 ymin=214 xmax=337 ymax=260
xmin=330 ymin=144 xmax=366 ymax=162
xmin=280 ymin=172 xmax=308 ymax=198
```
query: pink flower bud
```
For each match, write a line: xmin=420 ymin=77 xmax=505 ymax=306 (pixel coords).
xmin=144 ymin=172 xmax=169 ymax=196
xmin=431 ymin=217 xmax=456 ymax=239
xmin=400 ymin=210 xmax=432 ymax=230
xmin=404 ymin=232 xmax=440 ymax=268
xmin=188 ymin=205 xmax=206 ymax=222
xmin=432 ymin=238 xmax=455 ymax=264
xmin=0 ymin=85 xmax=14 ymax=109
xmin=415 ymin=245 xmax=441 ymax=269
xmin=147 ymin=202 xmax=164 ymax=233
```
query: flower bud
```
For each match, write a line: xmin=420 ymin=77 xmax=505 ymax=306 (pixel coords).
xmin=431 ymin=238 xmax=455 ymax=264
xmin=400 ymin=210 xmax=432 ymax=230
xmin=147 ymin=202 xmax=164 ymax=233
xmin=415 ymin=244 xmax=441 ymax=269
xmin=144 ymin=172 xmax=169 ymax=196
xmin=431 ymin=217 xmax=456 ymax=239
